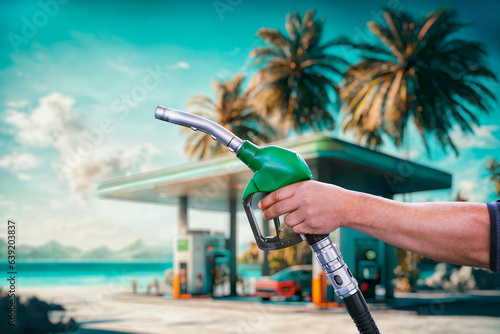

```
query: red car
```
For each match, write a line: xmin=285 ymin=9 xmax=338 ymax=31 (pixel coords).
xmin=255 ymin=265 xmax=312 ymax=301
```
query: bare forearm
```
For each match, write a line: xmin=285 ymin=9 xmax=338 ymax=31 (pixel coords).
xmin=345 ymin=191 xmax=491 ymax=268
xmin=260 ymin=181 xmax=491 ymax=268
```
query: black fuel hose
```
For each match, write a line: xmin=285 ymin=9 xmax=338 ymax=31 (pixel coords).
xmin=343 ymin=291 xmax=380 ymax=333
xmin=304 ymin=234 xmax=380 ymax=334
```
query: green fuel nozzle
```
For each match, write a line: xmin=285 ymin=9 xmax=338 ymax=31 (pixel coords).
xmin=236 ymin=141 xmax=313 ymax=250
xmin=155 ymin=105 xmax=312 ymax=250
xmin=236 ymin=141 xmax=312 ymax=199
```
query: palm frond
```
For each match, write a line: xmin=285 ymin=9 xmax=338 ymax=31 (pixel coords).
xmin=183 ymin=74 xmax=272 ymax=160
xmin=251 ymin=10 xmax=347 ymax=134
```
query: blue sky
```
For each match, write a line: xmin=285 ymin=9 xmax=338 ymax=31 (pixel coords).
xmin=1 ymin=0 xmax=499 ymax=251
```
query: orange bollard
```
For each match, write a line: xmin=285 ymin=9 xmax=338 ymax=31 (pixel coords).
xmin=173 ymin=274 xmax=180 ymax=299
xmin=313 ymin=271 xmax=339 ymax=308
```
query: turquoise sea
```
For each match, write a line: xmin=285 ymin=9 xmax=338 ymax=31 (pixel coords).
xmin=0 ymin=262 xmax=262 ymax=290
xmin=2 ymin=262 xmax=172 ymax=289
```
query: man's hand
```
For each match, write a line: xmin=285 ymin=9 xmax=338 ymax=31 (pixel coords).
xmin=258 ymin=180 xmax=353 ymax=234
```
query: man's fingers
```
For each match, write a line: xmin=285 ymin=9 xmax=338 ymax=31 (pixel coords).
xmin=292 ymin=224 xmax=302 ymax=234
xmin=258 ymin=183 xmax=298 ymax=210
xmin=283 ymin=211 xmax=303 ymax=227
xmin=262 ymin=198 xmax=298 ymax=221
xmin=292 ymin=223 xmax=310 ymax=235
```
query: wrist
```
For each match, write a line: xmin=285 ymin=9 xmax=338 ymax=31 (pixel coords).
xmin=338 ymin=189 xmax=364 ymax=229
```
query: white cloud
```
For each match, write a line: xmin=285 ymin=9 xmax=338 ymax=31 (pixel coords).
xmin=3 ymin=215 xmax=145 ymax=251
xmin=6 ymin=100 xmax=29 ymax=108
xmin=49 ymin=199 xmax=66 ymax=210
xmin=450 ymin=124 xmax=499 ymax=149
xmin=58 ymin=142 xmax=160 ymax=197
xmin=0 ymin=201 xmax=175 ymax=250
xmin=6 ymin=92 xmax=160 ymax=198
xmin=434 ymin=153 xmax=460 ymax=169
xmin=21 ymin=205 xmax=34 ymax=212
xmin=107 ymin=62 xmax=141 ymax=76
xmin=168 ymin=61 xmax=190 ymax=70
xmin=0 ymin=152 xmax=41 ymax=171
xmin=457 ymin=179 xmax=475 ymax=194
xmin=5 ymin=92 xmax=83 ymax=149
xmin=0 ymin=201 xmax=14 ymax=207
xmin=216 ymin=68 xmax=234 ymax=79
xmin=457 ymin=177 xmax=492 ymax=202
xmin=452 ymin=160 xmax=494 ymax=202
xmin=17 ymin=173 xmax=33 ymax=181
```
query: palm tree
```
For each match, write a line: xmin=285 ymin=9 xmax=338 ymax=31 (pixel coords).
xmin=487 ymin=158 xmax=500 ymax=196
xmin=250 ymin=9 xmax=348 ymax=134
xmin=184 ymin=74 xmax=273 ymax=160
xmin=338 ymin=9 xmax=497 ymax=154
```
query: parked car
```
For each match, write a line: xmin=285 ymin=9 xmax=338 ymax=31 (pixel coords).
xmin=255 ymin=265 xmax=312 ymax=301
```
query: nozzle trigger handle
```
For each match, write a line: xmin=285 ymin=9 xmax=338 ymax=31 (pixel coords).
xmin=243 ymin=192 xmax=303 ymax=251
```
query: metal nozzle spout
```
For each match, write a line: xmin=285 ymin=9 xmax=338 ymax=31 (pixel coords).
xmin=155 ymin=106 xmax=169 ymax=121
xmin=155 ymin=106 xmax=244 ymax=153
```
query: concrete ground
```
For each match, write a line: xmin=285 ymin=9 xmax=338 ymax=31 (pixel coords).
xmin=20 ymin=285 xmax=500 ymax=334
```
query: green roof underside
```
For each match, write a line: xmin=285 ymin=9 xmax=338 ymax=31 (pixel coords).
xmin=96 ymin=135 xmax=452 ymax=211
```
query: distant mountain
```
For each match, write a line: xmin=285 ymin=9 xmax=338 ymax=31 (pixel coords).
xmin=82 ymin=246 xmax=115 ymax=260
xmin=0 ymin=238 xmax=173 ymax=261
xmin=18 ymin=240 xmax=82 ymax=260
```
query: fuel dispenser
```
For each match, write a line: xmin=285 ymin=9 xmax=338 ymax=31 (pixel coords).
xmin=173 ymin=230 xmax=229 ymax=298
xmin=356 ymin=239 xmax=381 ymax=299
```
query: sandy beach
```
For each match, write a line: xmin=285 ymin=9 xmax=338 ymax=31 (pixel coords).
xmin=17 ymin=285 xmax=500 ymax=334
